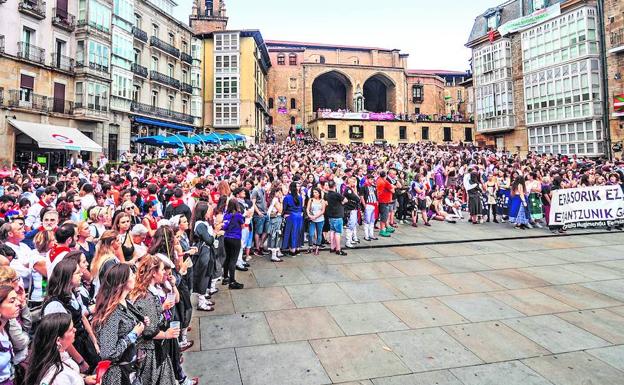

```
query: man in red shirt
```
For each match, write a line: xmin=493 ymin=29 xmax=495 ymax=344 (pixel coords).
xmin=376 ymin=171 xmax=395 ymax=237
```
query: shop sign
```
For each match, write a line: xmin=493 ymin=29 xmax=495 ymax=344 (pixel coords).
xmin=498 ymin=3 xmax=561 ymax=36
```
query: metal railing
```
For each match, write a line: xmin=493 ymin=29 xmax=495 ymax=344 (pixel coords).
xmin=75 ymin=61 xmax=110 ymax=75
xmin=131 ymin=101 xmax=194 ymax=123
xmin=17 ymin=42 xmax=45 ymax=64
xmin=76 ymin=19 xmax=111 ymax=35
xmin=150 ymin=36 xmax=179 ymax=58
xmin=610 ymin=28 xmax=624 ymax=49
xmin=150 ymin=70 xmax=180 ymax=89
xmin=52 ymin=8 xmax=76 ymax=31
xmin=51 ymin=53 xmax=74 ymax=72
xmin=7 ymin=90 xmax=49 ymax=112
xmin=180 ymin=52 xmax=193 ymax=64
xmin=180 ymin=82 xmax=193 ymax=94
xmin=132 ymin=26 xmax=148 ymax=42
xmin=75 ymin=101 xmax=109 ymax=116
xmin=131 ymin=63 xmax=148 ymax=77
xmin=50 ymin=99 xmax=74 ymax=114
xmin=18 ymin=0 xmax=46 ymax=19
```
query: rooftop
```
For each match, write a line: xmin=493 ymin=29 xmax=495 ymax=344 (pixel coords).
xmin=265 ymin=39 xmax=402 ymax=53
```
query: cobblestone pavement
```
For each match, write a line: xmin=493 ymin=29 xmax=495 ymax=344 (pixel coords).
xmin=182 ymin=221 xmax=624 ymax=385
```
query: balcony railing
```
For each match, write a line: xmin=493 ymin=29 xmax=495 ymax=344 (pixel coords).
xmin=132 ymin=26 xmax=148 ymax=43
xmin=7 ymin=90 xmax=49 ymax=112
xmin=131 ymin=63 xmax=148 ymax=77
xmin=50 ymin=98 xmax=74 ymax=114
xmin=51 ymin=53 xmax=74 ymax=72
xmin=17 ymin=42 xmax=45 ymax=64
xmin=52 ymin=8 xmax=76 ymax=32
xmin=18 ymin=0 xmax=46 ymax=19
xmin=75 ymin=101 xmax=109 ymax=118
xmin=150 ymin=70 xmax=180 ymax=89
xmin=131 ymin=101 xmax=194 ymax=124
xmin=610 ymin=28 xmax=624 ymax=50
xmin=181 ymin=52 xmax=193 ymax=64
xmin=180 ymin=82 xmax=193 ymax=94
xmin=76 ymin=20 xmax=111 ymax=37
xmin=76 ymin=61 xmax=110 ymax=76
xmin=150 ymin=36 xmax=179 ymax=58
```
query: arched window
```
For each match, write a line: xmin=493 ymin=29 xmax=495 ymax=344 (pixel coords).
xmin=268 ymin=97 xmax=274 ymax=109
xmin=319 ymin=55 xmax=326 ymax=64
xmin=277 ymin=53 xmax=285 ymax=65
xmin=290 ymin=98 xmax=296 ymax=109
xmin=290 ymin=116 xmax=295 ymax=125
xmin=288 ymin=53 xmax=297 ymax=65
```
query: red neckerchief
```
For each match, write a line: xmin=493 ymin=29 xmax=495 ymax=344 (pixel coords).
xmin=169 ymin=198 xmax=184 ymax=208
xmin=49 ymin=245 xmax=70 ymax=262
xmin=38 ymin=199 xmax=48 ymax=208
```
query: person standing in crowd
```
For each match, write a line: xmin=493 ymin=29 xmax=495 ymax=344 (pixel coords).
xmin=485 ymin=173 xmax=499 ymax=223
xmin=464 ymin=167 xmax=483 ymax=225
xmin=324 ymin=181 xmax=348 ymax=256
xmin=306 ymin=188 xmax=326 ymax=255
xmin=376 ymin=171 xmax=395 ymax=237
xmin=509 ymin=175 xmax=530 ymax=230
xmin=281 ymin=182 xmax=303 ymax=256
xmin=361 ymin=174 xmax=379 ymax=241
xmin=191 ymin=201 xmax=219 ymax=311
xmin=266 ymin=186 xmax=284 ymax=262
xmin=251 ymin=174 xmax=270 ymax=256
xmin=411 ymin=174 xmax=432 ymax=228
xmin=0 ymin=285 xmax=19 ymax=385
xmin=222 ymin=199 xmax=245 ymax=290
xmin=343 ymin=177 xmax=361 ymax=249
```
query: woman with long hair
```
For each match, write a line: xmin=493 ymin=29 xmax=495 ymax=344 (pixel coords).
xmin=0 ymin=285 xmax=20 ymax=385
xmin=76 ymin=221 xmax=96 ymax=264
xmin=91 ymin=230 xmax=122 ymax=295
xmin=64 ymin=251 xmax=94 ymax=314
xmin=92 ymin=264 xmax=145 ymax=385
xmin=306 ymin=187 xmax=326 ymax=255
xmin=281 ymin=181 xmax=304 ymax=255
xmin=222 ymin=199 xmax=245 ymax=289
xmin=87 ymin=206 xmax=110 ymax=241
xmin=266 ymin=186 xmax=284 ymax=262
xmin=129 ymin=255 xmax=179 ymax=385
xmin=509 ymin=175 xmax=530 ymax=229
xmin=24 ymin=313 xmax=97 ymax=385
xmin=113 ymin=212 xmax=135 ymax=262
xmin=190 ymin=201 xmax=218 ymax=311
xmin=42 ymin=258 xmax=100 ymax=373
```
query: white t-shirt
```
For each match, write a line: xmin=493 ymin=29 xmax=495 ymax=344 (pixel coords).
xmin=40 ymin=351 xmax=84 ymax=385
xmin=29 ymin=250 xmax=46 ymax=302
xmin=43 ymin=292 xmax=82 ymax=316
xmin=7 ymin=241 xmax=33 ymax=289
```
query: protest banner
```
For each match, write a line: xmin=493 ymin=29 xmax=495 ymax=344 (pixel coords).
xmin=549 ymin=185 xmax=624 ymax=229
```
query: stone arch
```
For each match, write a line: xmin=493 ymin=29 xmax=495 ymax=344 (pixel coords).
xmin=312 ymin=70 xmax=354 ymax=112
xmin=363 ymin=72 xmax=397 ymax=112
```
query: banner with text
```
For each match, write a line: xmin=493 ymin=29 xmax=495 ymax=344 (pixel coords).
xmin=549 ymin=185 xmax=624 ymax=229
xmin=498 ymin=3 xmax=561 ymax=36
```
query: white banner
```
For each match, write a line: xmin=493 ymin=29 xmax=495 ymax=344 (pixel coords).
xmin=498 ymin=3 xmax=561 ymax=36
xmin=549 ymin=185 xmax=624 ymax=229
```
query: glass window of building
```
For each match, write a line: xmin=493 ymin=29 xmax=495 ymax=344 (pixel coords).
xmin=151 ymin=90 xmax=158 ymax=106
xmin=134 ymin=13 xmax=141 ymax=29
xmin=168 ymin=95 xmax=174 ymax=110
xmin=152 ymin=24 xmax=159 ymax=37
xmin=214 ymin=32 xmax=239 ymax=51
xmin=151 ymin=56 xmax=158 ymax=71
xmin=88 ymin=0 xmax=111 ymax=32
xmin=288 ymin=53 xmax=297 ymax=65
xmin=168 ymin=63 xmax=174 ymax=77
xmin=277 ymin=53 xmax=285 ymax=65
xmin=214 ymin=102 xmax=239 ymax=126
xmin=133 ymin=85 xmax=140 ymax=102
xmin=88 ymin=41 xmax=110 ymax=71
xmin=168 ymin=32 xmax=175 ymax=46
xmin=215 ymin=76 xmax=239 ymax=99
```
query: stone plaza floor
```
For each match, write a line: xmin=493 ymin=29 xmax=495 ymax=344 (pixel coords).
xmin=181 ymin=221 xmax=624 ymax=385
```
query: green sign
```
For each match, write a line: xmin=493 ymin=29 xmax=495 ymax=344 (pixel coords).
xmin=498 ymin=3 xmax=561 ymax=36
xmin=37 ymin=156 xmax=47 ymax=164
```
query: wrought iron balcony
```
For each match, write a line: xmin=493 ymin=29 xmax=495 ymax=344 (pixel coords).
xmin=181 ymin=52 xmax=193 ymax=65
xmin=19 ymin=0 xmax=46 ymax=19
xmin=131 ymin=63 xmax=148 ymax=78
xmin=610 ymin=28 xmax=624 ymax=51
xmin=132 ymin=26 xmax=148 ymax=43
xmin=180 ymin=82 xmax=193 ymax=94
xmin=51 ymin=53 xmax=74 ymax=72
xmin=76 ymin=19 xmax=111 ymax=40
xmin=75 ymin=60 xmax=110 ymax=76
xmin=52 ymin=8 xmax=76 ymax=32
xmin=50 ymin=98 xmax=74 ymax=114
xmin=7 ymin=90 xmax=49 ymax=112
xmin=131 ymin=101 xmax=194 ymax=124
xmin=18 ymin=42 xmax=45 ymax=64
xmin=150 ymin=70 xmax=180 ymax=89
xmin=150 ymin=36 xmax=179 ymax=58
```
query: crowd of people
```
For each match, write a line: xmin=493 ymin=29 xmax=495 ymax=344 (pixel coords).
xmin=0 ymin=140 xmax=622 ymax=385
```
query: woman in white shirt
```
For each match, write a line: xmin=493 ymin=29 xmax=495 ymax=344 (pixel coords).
xmin=25 ymin=313 xmax=96 ymax=385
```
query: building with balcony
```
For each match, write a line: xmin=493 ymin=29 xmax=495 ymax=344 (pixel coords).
xmin=467 ymin=0 xmax=608 ymax=156
xmin=605 ymin=0 xmax=624 ymax=155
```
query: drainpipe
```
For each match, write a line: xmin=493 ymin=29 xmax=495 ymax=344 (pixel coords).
xmin=597 ymin=0 xmax=612 ymax=159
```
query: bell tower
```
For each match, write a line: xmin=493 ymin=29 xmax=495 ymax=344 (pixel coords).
xmin=190 ymin=0 xmax=229 ymax=34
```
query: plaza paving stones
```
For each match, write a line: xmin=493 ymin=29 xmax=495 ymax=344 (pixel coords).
xmin=285 ymin=282 xmax=354 ymax=308
xmin=438 ymin=293 xmax=525 ymax=322
xmin=184 ymin=226 xmax=624 ymax=384
xmin=327 ymin=303 xmax=408 ymax=335
xmin=383 ymin=298 xmax=469 ymax=329
xmin=237 ymin=341 xmax=331 ymax=385
xmin=379 ymin=328 xmax=483 ymax=372
xmin=523 ymin=351 xmax=624 ymax=385
xmin=503 ymin=315 xmax=609 ymax=353
xmin=310 ymin=334 xmax=411 ymax=383
xmin=371 ymin=370 xmax=464 ymax=385
xmin=442 ymin=321 xmax=550 ymax=362
xmin=450 ymin=361 xmax=552 ymax=385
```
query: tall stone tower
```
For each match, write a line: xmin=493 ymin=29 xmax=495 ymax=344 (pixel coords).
xmin=190 ymin=0 xmax=229 ymax=34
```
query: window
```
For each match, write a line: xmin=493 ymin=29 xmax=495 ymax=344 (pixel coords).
xmin=182 ymin=41 xmax=188 ymax=55
xmin=289 ymin=77 xmax=297 ymax=90
xmin=215 ymin=54 xmax=238 ymax=73
xmin=214 ymin=102 xmax=239 ymax=126
xmin=133 ymin=85 xmax=140 ymax=102
xmin=290 ymin=98 xmax=296 ymax=109
xmin=168 ymin=63 xmax=174 ymax=78
xmin=288 ymin=53 xmax=297 ymax=65
xmin=415 ymin=107 xmax=420 ymax=114
xmin=75 ymin=82 xmax=83 ymax=105
xmin=134 ymin=13 xmax=141 ymax=29
xmin=214 ymin=33 xmax=239 ymax=51
xmin=152 ymin=24 xmax=159 ymax=37
xmin=421 ymin=126 xmax=429 ymax=140
xmin=151 ymin=56 xmax=158 ymax=71
xmin=290 ymin=116 xmax=295 ymax=125
xmin=168 ymin=95 xmax=174 ymax=110
xmin=328 ymin=124 xmax=336 ymax=139
xmin=151 ymin=90 xmax=158 ymax=106
xmin=412 ymin=85 xmax=423 ymax=102
xmin=277 ymin=53 xmax=285 ymax=65
xmin=88 ymin=0 xmax=111 ymax=32
xmin=465 ymin=127 xmax=473 ymax=142
xmin=182 ymin=99 xmax=188 ymax=114
xmin=112 ymin=30 xmax=133 ymax=67
xmin=532 ymin=0 xmax=547 ymax=12
xmin=457 ymin=90 xmax=463 ymax=101
xmin=268 ymin=97 xmax=274 ymax=109
xmin=215 ymin=76 xmax=239 ymax=99
xmin=77 ymin=41 xmax=85 ymax=65
xmin=87 ymin=82 xmax=109 ymax=111
xmin=487 ymin=13 xmax=500 ymax=31
xmin=88 ymin=40 xmax=110 ymax=71
xmin=376 ymin=125 xmax=384 ymax=139
xmin=168 ymin=32 xmax=175 ymax=46
xmin=20 ymin=74 xmax=34 ymax=103
xmin=78 ymin=0 xmax=86 ymax=21
xmin=112 ymin=71 xmax=132 ymax=99
xmin=191 ymin=99 xmax=201 ymax=117
xmin=399 ymin=126 xmax=407 ymax=140
xmin=319 ymin=55 xmax=326 ymax=64
xmin=113 ymin=0 xmax=133 ymax=24
xmin=443 ymin=127 xmax=452 ymax=142
xmin=182 ymin=70 xmax=188 ymax=83
xmin=349 ymin=125 xmax=364 ymax=140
